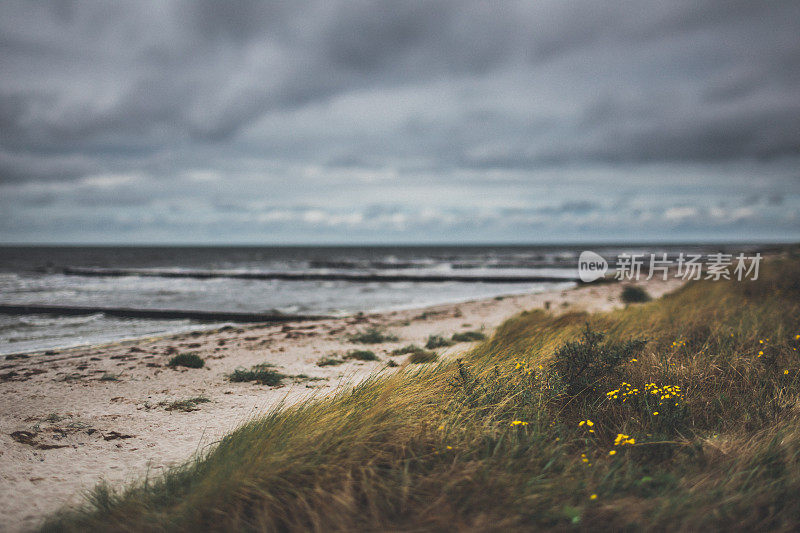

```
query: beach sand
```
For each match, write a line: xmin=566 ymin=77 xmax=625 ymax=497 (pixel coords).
xmin=0 ymin=277 xmax=683 ymax=531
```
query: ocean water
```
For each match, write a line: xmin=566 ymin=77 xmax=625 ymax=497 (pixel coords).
xmin=0 ymin=245 xmax=754 ymax=355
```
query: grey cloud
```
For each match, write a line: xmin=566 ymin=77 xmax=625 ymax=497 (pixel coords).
xmin=0 ymin=0 xmax=799 ymax=242
xmin=2 ymin=1 xmax=798 ymax=164
xmin=0 ymin=150 xmax=99 ymax=183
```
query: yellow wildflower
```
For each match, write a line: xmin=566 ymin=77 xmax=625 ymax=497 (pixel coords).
xmin=590 ymin=494 xmax=598 ymax=500
xmin=614 ymin=433 xmax=635 ymax=446
xmin=608 ymin=450 xmax=617 ymax=456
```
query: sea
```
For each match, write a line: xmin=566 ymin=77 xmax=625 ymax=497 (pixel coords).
xmin=0 ymin=244 xmax=765 ymax=355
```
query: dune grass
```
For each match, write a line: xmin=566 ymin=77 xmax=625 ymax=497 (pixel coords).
xmin=344 ymin=349 xmax=379 ymax=362
xmin=425 ymin=334 xmax=455 ymax=349
xmin=406 ymin=348 xmax=438 ymax=364
xmin=316 ymin=356 xmax=345 ymax=367
xmin=167 ymin=353 xmax=204 ymax=369
xmin=347 ymin=327 xmax=398 ymax=344
xmin=163 ymin=397 xmax=211 ymax=412
xmin=44 ymin=258 xmax=800 ymax=531
xmin=451 ymin=330 xmax=487 ymax=342
xmin=621 ymin=285 xmax=652 ymax=304
xmin=226 ymin=363 xmax=286 ymax=386
xmin=390 ymin=344 xmax=437 ymax=363
xmin=390 ymin=344 xmax=424 ymax=355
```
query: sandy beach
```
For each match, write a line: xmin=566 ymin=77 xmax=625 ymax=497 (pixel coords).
xmin=0 ymin=278 xmax=683 ymax=532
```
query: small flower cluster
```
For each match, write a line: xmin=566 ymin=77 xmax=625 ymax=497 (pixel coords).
xmin=757 ymin=338 xmax=770 ymax=357
xmin=643 ymin=383 xmax=684 ymax=407
xmin=614 ymin=433 xmax=635 ymax=446
xmin=606 ymin=382 xmax=684 ymax=409
xmin=671 ymin=339 xmax=687 ymax=348
xmin=578 ymin=419 xmax=595 ymax=433
xmin=510 ymin=420 xmax=528 ymax=426
xmin=580 ymin=453 xmax=592 ymax=466
xmin=513 ymin=359 xmax=532 ymax=375
xmin=605 ymin=382 xmax=638 ymax=402
xmin=513 ymin=359 xmax=544 ymax=375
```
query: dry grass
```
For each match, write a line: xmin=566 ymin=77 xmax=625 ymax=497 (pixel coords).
xmin=43 ymin=257 xmax=800 ymax=532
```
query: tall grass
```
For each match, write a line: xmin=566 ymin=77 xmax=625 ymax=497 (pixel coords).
xmin=44 ymin=259 xmax=800 ymax=531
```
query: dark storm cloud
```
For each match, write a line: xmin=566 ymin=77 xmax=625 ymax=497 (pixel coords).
xmin=0 ymin=0 xmax=799 ymax=242
xmin=1 ymin=1 xmax=798 ymax=166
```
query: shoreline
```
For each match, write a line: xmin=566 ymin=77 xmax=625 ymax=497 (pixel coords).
xmin=0 ymin=281 xmax=575 ymax=358
xmin=0 ymin=277 xmax=682 ymax=532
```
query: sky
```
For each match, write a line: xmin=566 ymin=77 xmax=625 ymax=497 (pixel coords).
xmin=1 ymin=1 xmax=799 ymax=244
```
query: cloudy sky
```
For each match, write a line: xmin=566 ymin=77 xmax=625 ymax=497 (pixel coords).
xmin=1 ymin=0 xmax=798 ymax=244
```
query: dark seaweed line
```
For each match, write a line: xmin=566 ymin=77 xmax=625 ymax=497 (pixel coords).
xmin=62 ymin=267 xmax=580 ymax=283
xmin=0 ymin=304 xmax=328 ymax=323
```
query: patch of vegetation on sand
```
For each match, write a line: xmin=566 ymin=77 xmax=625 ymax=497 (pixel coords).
xmin=163 ymin=397 xmax=211 ymax=412
xmin=344 ymin=350 xmax=379 ymax=362
xmin=347 ymin=327 xmax=399 ymax=344
xmin=227 ymin=363 xmax=286 ymax=386
xmin=167 ymin=353 xmax=205 ymax=369
xmin=43 ymin=258 xmax=800 ymax=532
xmin=425 ymin=334 xmax=454 ymax=349
xmin=621 ymin=285 xmax=651 ymax=304
xmin=390 ymin=344 xmax=423 ymax=355
xmin=451 ymin=330 xmax=486 ymax=342
xmin=316 ymin=356 xmax=345 ymax=367
xmin=391 ymin=344 xmax=437 ymax=364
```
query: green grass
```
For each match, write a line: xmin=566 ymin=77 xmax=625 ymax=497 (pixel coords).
xmin=316 ymin=356 xmax=345 ymax=367
xmin=42 ymin=257 xmax=800 ymax=531
xmin=390 ymin=344 xmax=423 ymax=355
xmin=347 ymin=327 xmax=398 ymax=344
xmin=226 ymin=363 xmax=286 ymax=386
xmin=406 ymin=349 xmax=437 ymax=364
xmin=391 ymin=344 xmax=438 ymax=364
xmin=167 ymin=353 xmax=205 ymax=369
xmin=425 ymin=334 xmax=454 ymax=349
xmin=344 ymin=350 xmax=379 ymax=362
xmin=621 ymin=285 xmax=651 ymax=304
xmin=164 ymin=397 xmax=211 ymax=412
xmin=451 ymin=330 xmax=487 ymax=342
